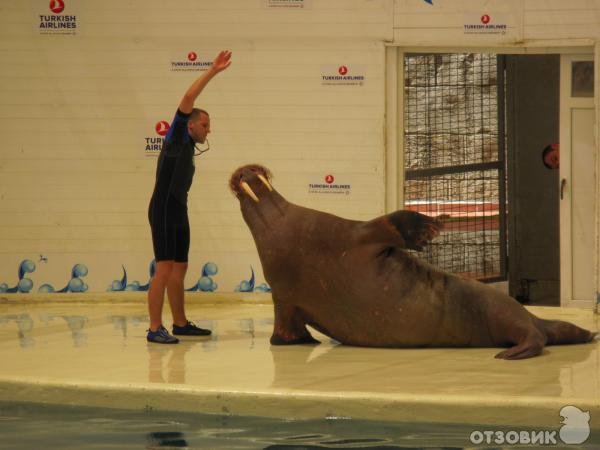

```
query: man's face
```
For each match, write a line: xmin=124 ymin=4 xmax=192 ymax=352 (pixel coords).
xmin=188 ymin=113 xmax=210 ymax=144
xmin=544 ymin=144 xmax=560 ymax=169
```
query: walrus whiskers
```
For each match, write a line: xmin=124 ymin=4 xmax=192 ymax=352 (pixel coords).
xmin=241 ymin=181 xmax=260 ymax=202
xmin=258 ymin=174 xmax=273 ymax=191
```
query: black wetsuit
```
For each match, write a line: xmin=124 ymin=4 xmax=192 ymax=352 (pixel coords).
xmin=148 ymin=109 xmax=195 ymax=262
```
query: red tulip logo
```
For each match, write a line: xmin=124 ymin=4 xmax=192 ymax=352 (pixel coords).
xmin=155 ymin=121 xmax=170 ymax=137
xmin=50 ymin=0 xmax=65 ymax=13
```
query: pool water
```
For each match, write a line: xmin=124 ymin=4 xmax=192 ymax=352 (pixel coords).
xmin=0 ymin=402 xmax=597 ymax=449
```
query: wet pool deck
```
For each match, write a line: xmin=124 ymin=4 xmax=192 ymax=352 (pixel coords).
xmin=0 ymin=294 xmax=599 ymax=429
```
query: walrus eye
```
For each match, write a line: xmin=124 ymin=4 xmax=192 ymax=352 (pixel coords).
xmin=240 ymin=181 xmax=260 ymax=203
xmin=257 ymin=174 xmax=273 ymax=191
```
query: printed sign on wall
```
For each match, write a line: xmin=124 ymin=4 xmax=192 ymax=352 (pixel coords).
xmin=170 ymin=51 xmax=213 ymax=73
xmin=33 ymin=0 xmax=83 ymax=36
xmin=463 ymin=13 xmax=509 ymax=35
xmin=308 ymin=173 xmax=352 ymax=195
xmin=264 ymin=0 xmax=311 ymax=9
xmin=321 ymin=65 xmax=366 ymax=86
xmin=144 ymin=120 xmax=168 ymax=156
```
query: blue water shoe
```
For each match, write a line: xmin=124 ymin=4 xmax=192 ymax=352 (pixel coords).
xmin=147 ymin=326 xmax=179 ymax=344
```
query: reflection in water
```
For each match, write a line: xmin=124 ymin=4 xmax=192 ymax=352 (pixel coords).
xmin=147 ymin=341 xmax=198 ymax=384
xmin=196 ymin=320 xmax=218 ymax=352
xmin=0 ymin=400 xmax=505 ymax=449
xmin=146 ymin=431 xmax=188 ymax=448
xmin=38 ymin=314 xmax=88 ymax=347
xmin=239 ymin=318 xmax=256 ymax=349
xmin=263 ymin=445 xmax=458 ymax=449
xmin=0 ymin=314 xmax=35 ymax=348
xmin=269 ymin=340 xmax=597 ymax=398
xmin=5 ymin=401 xmax=600 ymax=449
xmin=108 ymin=314 xmax=147 ymax=339
xmin=64 ymin=315 xmax=87 ymax=346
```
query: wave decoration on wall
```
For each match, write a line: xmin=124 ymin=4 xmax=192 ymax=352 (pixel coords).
xmin=107 ymin=260 xmax=156 ymax=292
xmin=235 ymin=266 xmax=271 ymax=293
xmin=186 ymin=262 xmax=219 ymax=292
xmin=38 ymin=264 xmax=89 ymax=293
xmin=0 ymin=260 xmax=36 ymax=293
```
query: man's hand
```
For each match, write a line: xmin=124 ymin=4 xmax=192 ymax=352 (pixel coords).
xmin=212 ymin=50 xmax=232 ymax=73
xmin=178 ymin=50 xmax=232 ymax=113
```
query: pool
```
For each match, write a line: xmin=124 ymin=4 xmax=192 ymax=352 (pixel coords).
xmin=4 ymin=401 xmax=597 ymax=449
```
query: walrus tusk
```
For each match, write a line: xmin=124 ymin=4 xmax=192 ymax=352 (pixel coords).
xmin=257 ymin=174 xmax=273 ymax=191
xmin=241 ymin=182 xmax=260 ymax=202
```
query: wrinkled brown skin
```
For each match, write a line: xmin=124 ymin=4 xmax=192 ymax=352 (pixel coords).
xmin=230 ymin=164 xmax=597 ymax=360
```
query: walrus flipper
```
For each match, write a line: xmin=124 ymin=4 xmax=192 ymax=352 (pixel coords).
xmin=270 ymin=299 xmax=320 ymax=345
xmin=537 ymin=318 xmax=597 ymax=345
xmin=360 ymin=210 xmax=442 ymax=251
xmin=494 ymin=337 xmax=545 ymax=360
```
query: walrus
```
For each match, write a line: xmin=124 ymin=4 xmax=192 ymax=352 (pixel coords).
xmin=229 ymin=164 xmax=597 ymax=359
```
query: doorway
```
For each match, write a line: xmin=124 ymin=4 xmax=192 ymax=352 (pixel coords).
xmin=506 ymin=55 xmax=560 ymax=306
xmin=394 ymin=49 xmax=596 ymax=308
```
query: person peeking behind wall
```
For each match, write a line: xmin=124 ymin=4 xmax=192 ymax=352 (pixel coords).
xmin=542 ymin=143 xmax=560 ymax=169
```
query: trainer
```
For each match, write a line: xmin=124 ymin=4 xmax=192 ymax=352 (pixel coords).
xmin=147 ymin=50 xmax=232 ymax=344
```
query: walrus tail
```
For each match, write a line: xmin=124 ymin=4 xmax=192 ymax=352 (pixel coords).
xmin=537 ymin=318 xmax=597 ymax=345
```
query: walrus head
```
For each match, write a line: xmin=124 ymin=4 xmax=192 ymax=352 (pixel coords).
xmin=229 ymin=164 xmax=275 ymax=203
xmin=230 ymin=164 xmax=287 ymax=238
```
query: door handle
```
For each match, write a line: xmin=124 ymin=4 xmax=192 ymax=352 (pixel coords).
xmin=560 ymin=178 xmax=567 ymax=200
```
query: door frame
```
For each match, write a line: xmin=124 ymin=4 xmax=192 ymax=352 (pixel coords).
xmin=386 ymin=44 xmax=599 ymax=309
xmin=559 ymin=54 xmax=596 ymax=308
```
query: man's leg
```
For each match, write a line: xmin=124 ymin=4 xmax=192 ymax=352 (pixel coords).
xmin=167 ymin=262 xmax=188 ymax=327
xmin=148 ymin=260 xmax=174 ymax=331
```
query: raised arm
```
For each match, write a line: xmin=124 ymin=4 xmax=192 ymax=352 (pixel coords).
xmin=178 ymin=50 xmax=232 ymax=114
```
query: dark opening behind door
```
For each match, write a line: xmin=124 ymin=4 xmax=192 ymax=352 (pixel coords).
xmin=506 ymin=55 xmax=560 ymax=305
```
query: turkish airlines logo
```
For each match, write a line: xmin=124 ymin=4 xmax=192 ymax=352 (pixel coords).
xmin=322 ymin=64 xmax=365 ymax=85
xmin=155 ymin=121 xmax=170 ymax=137
xmin=481 ymin=14 xmax=491 ymax=24
xmin=325 ymin=174 xmax=334 ymax=184
xmin=49 ymin=0 xmax=65 ymax=14
xmin=188 ymin=52 xmax=197 ymax=62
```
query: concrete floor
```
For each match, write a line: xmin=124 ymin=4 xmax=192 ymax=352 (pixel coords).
xmin=0 ymin=294 xmax=599 ymax=430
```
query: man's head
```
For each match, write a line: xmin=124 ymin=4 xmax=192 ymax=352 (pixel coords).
xmin=542 ymin=143 xmax=559 ymax=169
xmin=187 ymin=108 xmax=210 ymax=144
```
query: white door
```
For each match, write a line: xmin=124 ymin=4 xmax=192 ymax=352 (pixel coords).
xmin=559 ymin=54 xmax=596 ymax=308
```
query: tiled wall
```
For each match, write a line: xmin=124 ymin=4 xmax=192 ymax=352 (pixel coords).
xmin=1 ymin=0 xmax=598 ymax=294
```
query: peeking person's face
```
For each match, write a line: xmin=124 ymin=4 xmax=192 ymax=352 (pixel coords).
xmin=543 ymin=143 xmax=560 ymax=169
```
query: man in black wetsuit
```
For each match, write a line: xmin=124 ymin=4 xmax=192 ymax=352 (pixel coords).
xmin=147 ymin=50 xmax=232 ymax=344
